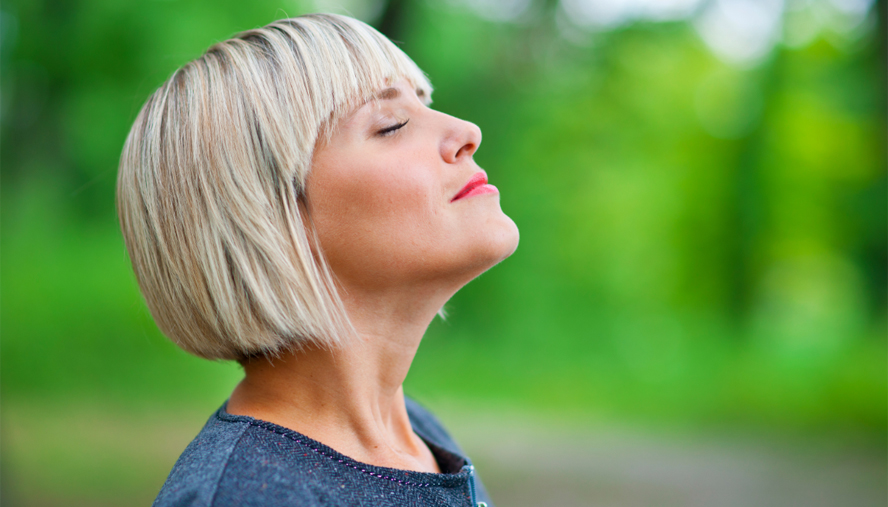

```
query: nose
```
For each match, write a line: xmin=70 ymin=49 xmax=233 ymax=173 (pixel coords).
xmin=440 ymin=115 xmax=482 ymax=164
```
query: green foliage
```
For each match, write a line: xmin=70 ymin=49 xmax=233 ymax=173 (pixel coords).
xmin=2 ymin=0 xmax=885 ymax=437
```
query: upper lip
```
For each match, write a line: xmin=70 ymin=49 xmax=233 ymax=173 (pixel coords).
xmin=451 ymin=171 xmax=488 ymax=202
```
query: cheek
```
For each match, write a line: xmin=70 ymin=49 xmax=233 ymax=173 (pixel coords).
xmin=310 ymin=160 xmax=443 ymax=275
xmin=348 ymin=167 xmax=438 ymax=235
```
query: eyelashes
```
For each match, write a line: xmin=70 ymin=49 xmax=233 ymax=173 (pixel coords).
xmin=376 ymin=119 xmax=409 ymax=137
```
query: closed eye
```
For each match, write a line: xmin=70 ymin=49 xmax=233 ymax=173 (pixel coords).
xmin=377 ymin=119 xmax=408 ymax=137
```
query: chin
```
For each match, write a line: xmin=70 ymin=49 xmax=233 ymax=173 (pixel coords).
xmin=489 ymin=214 xmax=520 ymax=262
xmin=406 ymin=213 xmax=519 ymax=287
xmin=466 ymin=212 xmax=519 ymax=275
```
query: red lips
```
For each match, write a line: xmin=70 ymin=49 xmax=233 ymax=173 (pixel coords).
xmin=451 ymin=171 xmax=498 ymax=202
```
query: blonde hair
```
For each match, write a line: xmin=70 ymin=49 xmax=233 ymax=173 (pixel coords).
xmin=117 ymin=14 xmax=433 ymax=360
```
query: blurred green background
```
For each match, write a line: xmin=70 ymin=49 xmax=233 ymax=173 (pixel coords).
xmin=1 ymin=0 xmax=885 ymax=505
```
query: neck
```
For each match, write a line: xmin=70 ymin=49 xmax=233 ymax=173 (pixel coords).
xmin=227 ymin=283 xmax=454 ymax=473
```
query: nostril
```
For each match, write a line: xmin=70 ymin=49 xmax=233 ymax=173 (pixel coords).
xmin=440 ymin=116 xmax=482 ymax=163
xmin=456 ymin=142 xmax=476 ymax=160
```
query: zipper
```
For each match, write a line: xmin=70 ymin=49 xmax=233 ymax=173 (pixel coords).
xmin=461 ymin=464 xmax=487 ymax=507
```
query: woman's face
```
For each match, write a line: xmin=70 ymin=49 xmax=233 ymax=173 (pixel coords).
xmin=306 ymin=79 xmax=519 ymax=294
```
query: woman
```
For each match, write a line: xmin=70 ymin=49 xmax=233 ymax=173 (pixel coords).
xmin=118 ymin=13 xmax=518 ymax=507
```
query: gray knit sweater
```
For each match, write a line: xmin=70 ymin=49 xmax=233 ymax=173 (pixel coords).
xmin=153 ymin=397 xmax=493 ymax=506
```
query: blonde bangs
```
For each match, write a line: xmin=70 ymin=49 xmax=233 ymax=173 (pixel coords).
xmin=266 ymin=16 xmax=433 ymax=145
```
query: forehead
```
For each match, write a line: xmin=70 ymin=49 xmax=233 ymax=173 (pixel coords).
xmin=358 ymin=82 xmax=431 ymax=114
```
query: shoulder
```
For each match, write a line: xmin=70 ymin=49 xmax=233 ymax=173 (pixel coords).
xmin=153 ymin=399 xmax=492 ymax=507
xmin=154 ymin=404 xmax=412 ymax=507
xmin=153 ymin=407 xmax=252 ymax=507
xmin=154 ymin=406 xmax=328 ymax=507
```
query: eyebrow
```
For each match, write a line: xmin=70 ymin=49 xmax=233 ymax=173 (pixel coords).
xmin=376 ymin=87 xmax=400 ymax=101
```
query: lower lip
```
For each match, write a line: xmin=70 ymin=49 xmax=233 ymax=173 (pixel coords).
xmin=456 ymin=184 xmax=498 ymax=201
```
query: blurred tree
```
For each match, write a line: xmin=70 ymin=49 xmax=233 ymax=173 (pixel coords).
xmin=0 ymin=0 xmax=884 ymax=432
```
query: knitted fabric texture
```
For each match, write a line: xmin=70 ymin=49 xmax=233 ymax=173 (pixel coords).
xmin=153 ymin=397 xmax=494 ymax=506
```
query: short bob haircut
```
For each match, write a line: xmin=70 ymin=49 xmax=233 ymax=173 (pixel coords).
xmin=117 ymin=14 xmax=433 ymax=361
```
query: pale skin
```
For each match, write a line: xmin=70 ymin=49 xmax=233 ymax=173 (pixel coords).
xmin=227 ymin=79 xmax=519 ymax=474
